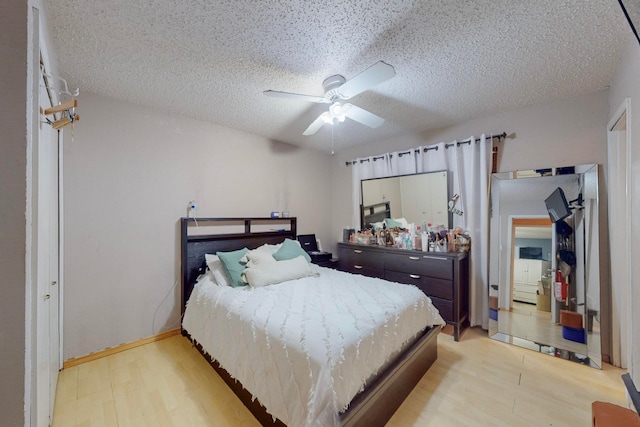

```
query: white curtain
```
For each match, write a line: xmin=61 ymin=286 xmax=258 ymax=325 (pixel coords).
xmin=416 ymin=142 xmax=446 ymax=174
xmin=350 ymin=135 xmax=493 ymax=329
xmin=350 ymin=154 xmax=392 ymax=229
xmin=389 ymin=149 xmax=417 ymax=176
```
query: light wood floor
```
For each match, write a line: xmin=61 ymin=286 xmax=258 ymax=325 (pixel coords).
xmin=498 ymin=302 xmax=594 ymax=355
xmin=52 ymin=327 xmax=629 ymax=427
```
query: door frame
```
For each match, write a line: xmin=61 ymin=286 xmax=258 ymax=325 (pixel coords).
xmin=607 ymin=98 xmax=632 ymax=368
xmin=509 ymin=217 xmax=553 ymax=310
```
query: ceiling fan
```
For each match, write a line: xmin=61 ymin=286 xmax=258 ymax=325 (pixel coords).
xmin=263 ymin=61 xmax=395 ymax=136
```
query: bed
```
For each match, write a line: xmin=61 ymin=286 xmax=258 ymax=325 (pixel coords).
xmin=180 ymin=217 xmax=444 ymax=427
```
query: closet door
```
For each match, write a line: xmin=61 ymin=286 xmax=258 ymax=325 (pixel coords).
xmin=35 ymin=67 xmax=60 ymax=427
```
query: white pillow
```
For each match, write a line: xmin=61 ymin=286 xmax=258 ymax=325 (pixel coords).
xmin=204 ymin=253 xmax=231 ymax=287
xmin=243 ymin=256 xmax=317 ymax=288
xmin=239 ymin=243 xmax=281 ymax=264
xmin=395 ymin=217 xmax=409 ymax=228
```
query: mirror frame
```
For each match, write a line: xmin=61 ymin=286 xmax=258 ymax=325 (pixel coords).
xmin=488 ymin=164 xmax=601 ymax=368
xmin=360 ymin=170 xmax=451 ymax=230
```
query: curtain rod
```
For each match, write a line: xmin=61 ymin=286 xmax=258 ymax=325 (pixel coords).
xmin=345 ymin=132 xmax=507 ymax=166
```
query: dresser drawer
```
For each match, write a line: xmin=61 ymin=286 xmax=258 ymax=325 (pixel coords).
xmin=513 ymin=290 xmax=536 ymax=304
xmin=384 ymin=271 xmax=453 ymax=300
xmin=338 ymin=246 xmax=385 ymax=269
xmin=340 ymin=263 xmax=384 ymax=278
xmin=514 ymin=281 xmax=536 ymax=292
xmin=385 ymin=252 xmax=453 ymax=280
xmin=430 ymin=296 xmax=454 ymax=322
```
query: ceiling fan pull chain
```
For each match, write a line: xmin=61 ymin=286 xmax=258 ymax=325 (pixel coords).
xmin=331 ymin=124 xmax=335 ymax=155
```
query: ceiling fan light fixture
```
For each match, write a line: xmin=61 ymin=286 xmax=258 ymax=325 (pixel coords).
xmin=265 ymin=61 xmax=395 ymax=136
xmin=329 ymin=102 xmax=350 ymax=123
xmin=329 ymin=102 xmax=342 ymax=116
xmin=321 ymin=112 xmax=333 ymax=124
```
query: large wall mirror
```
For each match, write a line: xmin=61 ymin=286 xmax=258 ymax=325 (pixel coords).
xmin=360 ymin=171 xmax=450 ymax=230
xmin=489 ymin=164 xmax=601 ymax=368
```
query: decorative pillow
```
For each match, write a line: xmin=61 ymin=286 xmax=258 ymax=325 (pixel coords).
xmin=384 ymin=217 xmax=410 ymax=229
xmin=263 ymin=243 xmax=283 ymax=253
xmin=216 ymin=248 xmax=249 ymax=287
xmin=204 ymin=254 xmax=231 ymax=287
xmin=384 ymin=218 xmax=404 ymax=229
xmin=240 ymin=244 xmax=279 ymax=266
xmin=396 ymin=217 xmax=409 ymax=228
xmin=272 ymin=238 xmax=311 ymax=263
xmin=243 ymin=256 xmax=316 ymax=287
xmin=370 ymin=221 xmax=385 ymax=231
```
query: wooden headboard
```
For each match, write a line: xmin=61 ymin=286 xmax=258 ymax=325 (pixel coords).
xmin=361 ymin=201 xmax=391 ymax=227
xmin=180 ymin=217 xmax=297 ymax=313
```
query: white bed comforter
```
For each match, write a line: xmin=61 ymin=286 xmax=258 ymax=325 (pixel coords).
xmin=182 ymin=266 xmax=444 ymax=427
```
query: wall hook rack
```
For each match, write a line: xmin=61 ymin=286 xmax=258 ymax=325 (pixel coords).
xmin=42 ymin=72 xmax=79 ymax=98
xmin=41 ymin=71 xmax=80 ymax=130
xmin=42 ymin=98 xmax=80 ymax=130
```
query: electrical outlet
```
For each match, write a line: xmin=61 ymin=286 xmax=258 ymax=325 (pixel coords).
xmin=188 ymin=200 xmax=197 ymax=218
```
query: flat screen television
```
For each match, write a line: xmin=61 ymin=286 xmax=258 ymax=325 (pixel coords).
xmin=519 ymin=247 xmax=543 ymax=260
xmin=545 ymin=187 xmax=572 ymax=223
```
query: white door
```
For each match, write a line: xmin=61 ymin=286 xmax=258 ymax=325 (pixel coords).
xmin=48 ymin=129 xmax=60 ymax=418
xmin=36 ymin=70 xmax=60 ymax=427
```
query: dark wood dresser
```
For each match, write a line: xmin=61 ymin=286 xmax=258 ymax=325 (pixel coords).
xmin=337 ymin=242 xmax=469 ymax=341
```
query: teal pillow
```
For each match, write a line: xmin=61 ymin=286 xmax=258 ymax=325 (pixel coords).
xmin=273 ymin=239 xmax=311 ymax=263
xmin=384 ymin=218 xmax=403 ymax=229
xmin=216 ymin=248 xmax=249 ymax=287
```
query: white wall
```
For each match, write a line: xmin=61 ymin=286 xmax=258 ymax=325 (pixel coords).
xmin=0 ymin=1 xmax=28 ymax=425
xmin=63 ymin=92 xmax=334 ymax=359
xmin=609 ymin=40 xmax=640 ymax=387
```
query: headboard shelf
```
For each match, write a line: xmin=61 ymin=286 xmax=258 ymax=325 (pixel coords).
xmin=187 ymin=231 xmax=293 ymax=242
xmin=180 ymin=217 xmax=297 ymax=312
xmin=182 ymin=216 xmax=296 ymax=229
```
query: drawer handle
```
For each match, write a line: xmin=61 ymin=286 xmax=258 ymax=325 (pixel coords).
xmin=410 ymin=274 xmax=421 ymax=279
xmin=354 ymin=250 xmax=363 ymax=254
xmin=408 ymin=256 xmax=420 ymax=260
xmin=422 ymin=255 xmax=446 ymax=261
xmin=354 ymin=265 xmax=363 ymax=269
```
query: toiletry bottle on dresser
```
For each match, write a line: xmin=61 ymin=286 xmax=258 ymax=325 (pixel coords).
xmin=410 ymin=224 xmax=416 ymax=249
xmin=413 ymin=226 xmax=422 ymax=251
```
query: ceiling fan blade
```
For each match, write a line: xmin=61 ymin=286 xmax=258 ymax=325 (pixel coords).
xmin=337 ymin=61 xmax=395 ymax=100
xmin=263 ymin=90 xmax=330 ymax=104
xmin=343 ymin=104 xmax=385 ymax=128
xmin=303 ymin=112 xmax=330 ymax=136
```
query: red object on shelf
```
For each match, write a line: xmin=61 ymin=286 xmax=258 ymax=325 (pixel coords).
xmin=554 ymin=270 xmax=568 ymax=302
xmin=560 ymin=310 xmax=583 ymax=329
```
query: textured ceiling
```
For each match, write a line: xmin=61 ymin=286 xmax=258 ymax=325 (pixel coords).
xmin=45 ymin=0 xmax=632 ymax=153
